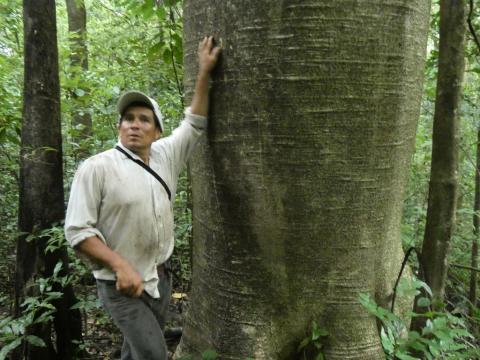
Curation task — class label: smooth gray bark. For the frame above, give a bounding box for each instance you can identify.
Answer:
[420,0,466,306]
[178,1,430,359]
[468,0,480,314]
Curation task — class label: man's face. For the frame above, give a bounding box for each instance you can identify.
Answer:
[118,106,161,155]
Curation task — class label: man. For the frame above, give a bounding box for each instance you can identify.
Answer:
[65,37,221,359]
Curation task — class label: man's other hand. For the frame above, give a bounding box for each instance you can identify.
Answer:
[114,259,144,297]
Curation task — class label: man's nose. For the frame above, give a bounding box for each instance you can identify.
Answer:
[130,117,141,128]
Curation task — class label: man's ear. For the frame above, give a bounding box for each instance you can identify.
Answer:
[155,128,162,140]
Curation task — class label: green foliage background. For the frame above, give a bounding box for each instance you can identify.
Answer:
[0,0,192,309]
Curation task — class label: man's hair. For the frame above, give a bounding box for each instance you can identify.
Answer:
[119,101,161,129]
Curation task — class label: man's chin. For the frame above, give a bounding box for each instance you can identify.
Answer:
[124,143,144,154]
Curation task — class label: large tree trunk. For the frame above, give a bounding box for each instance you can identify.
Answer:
[177,1,431,359]
[65,0,91,159]
[420,0,466,306]
[14,1,82,359]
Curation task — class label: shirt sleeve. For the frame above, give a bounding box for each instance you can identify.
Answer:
[156,107,207,178]
[64,158,107,248]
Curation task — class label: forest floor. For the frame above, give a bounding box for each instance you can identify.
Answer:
[0,239,188,360]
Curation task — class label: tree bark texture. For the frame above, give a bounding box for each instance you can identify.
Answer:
[15,1,82,359]
[470,128,480,308]
[420,0,466,304]
[178,1,431,359]
[66,0,91,158]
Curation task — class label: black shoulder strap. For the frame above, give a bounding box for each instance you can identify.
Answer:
[115,146,172,201]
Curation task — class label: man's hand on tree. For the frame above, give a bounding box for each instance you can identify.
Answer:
[198,36,221,76]
[190,36,221,117]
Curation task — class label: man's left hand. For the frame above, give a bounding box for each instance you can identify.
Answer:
[198,36,221,75]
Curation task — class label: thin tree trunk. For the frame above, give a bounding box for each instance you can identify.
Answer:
[419,0,466,307]
[467,0,480,318]
[177,1,430,359]
[470,128,480,308]
[66,0,91,159]
[14,1,82,359]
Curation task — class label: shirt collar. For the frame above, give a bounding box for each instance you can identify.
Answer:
[115,141,145,162]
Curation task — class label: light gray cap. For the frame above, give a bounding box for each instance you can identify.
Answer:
[117,90,164,132]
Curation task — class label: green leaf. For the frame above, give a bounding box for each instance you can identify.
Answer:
[416,297,431,308]
[297,337,310,352]
[53,261,63,276]
[358,293,378,315]
[315,353,325,360]
[409,340,427,353]
[162,48,173,65]
[202,349,218,360]
[32,310,55,324]
[25,335,46,347]
[25,233,36,243]
[317,328,329,337]
[0,338,22,360]
[156,6,166,19]
[44,291,64,302]
[311,321,320,340]
[0,316,13,329]
[147,42,162,60]
[139,0,155,19]
[428,341,440,357]
[69,301,83,310]
[74,88,85,97]
[407,330,420,340]
[412,279,433,297]
[380,327,394,354]
[468,67,480,74]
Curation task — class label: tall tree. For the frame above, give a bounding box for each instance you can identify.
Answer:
[15,0,82,359]
[467,0,480,312]
[420,0,466,307]
[177,1,430,359]
[471,132,480,308]
[66,0,91,159]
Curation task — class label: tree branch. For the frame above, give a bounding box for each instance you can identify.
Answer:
[468,0,480,53]
[391,247,418,313]
[169,7,184,108]
[451,263,480,272]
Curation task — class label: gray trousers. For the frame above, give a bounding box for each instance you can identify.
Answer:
[96,273,172,360]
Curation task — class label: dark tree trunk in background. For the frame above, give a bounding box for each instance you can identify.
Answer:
[14,1,82,359]
[66,0,91,159]
[177,1,430,359]
[420,0,466,307]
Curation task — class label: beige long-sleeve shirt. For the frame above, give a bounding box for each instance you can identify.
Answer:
[65,109,206,298]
